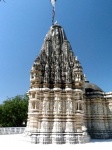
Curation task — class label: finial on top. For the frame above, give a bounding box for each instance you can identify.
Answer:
[50,0,57,25]
[54,21,58,25]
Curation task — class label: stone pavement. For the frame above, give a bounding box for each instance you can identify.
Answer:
[0,134,112,150]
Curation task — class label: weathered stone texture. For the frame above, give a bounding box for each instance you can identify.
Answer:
[85,90,112,139]
[26,23,112,144]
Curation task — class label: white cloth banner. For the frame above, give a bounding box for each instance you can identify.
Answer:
[50,0,56,7]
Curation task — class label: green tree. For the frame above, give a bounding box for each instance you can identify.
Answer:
[0,94,28,127]
[0,104,3,127]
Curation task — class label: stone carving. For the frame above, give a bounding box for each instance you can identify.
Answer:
[26,24,89,144]
[66,101,73,113]
[66,122,73,131]
[26,23,112,144]
[54,101,58,112]
[58,101,62,112]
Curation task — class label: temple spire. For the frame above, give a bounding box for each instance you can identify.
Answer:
[50,0,56,25]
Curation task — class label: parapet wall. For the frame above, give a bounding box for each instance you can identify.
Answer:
[0,127,25,135]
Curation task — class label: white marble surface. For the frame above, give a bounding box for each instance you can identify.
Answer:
[0,134,112,150]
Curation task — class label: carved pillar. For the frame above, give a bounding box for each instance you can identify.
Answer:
[27,91,40,132]
[65,89,76,144]
[39,89,51,144]
[52,90,64,144]
[40,90,50,132]
[53,91,63,131]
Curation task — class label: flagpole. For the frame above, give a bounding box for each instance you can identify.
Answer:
[50,0,56,25]
[52,6,55,25]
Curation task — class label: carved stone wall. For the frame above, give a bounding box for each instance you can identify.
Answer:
[85,91,112,139]
[26,23,112,144]
[26,24,90,144]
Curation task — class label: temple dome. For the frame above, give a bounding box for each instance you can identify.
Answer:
[85,81,103,92]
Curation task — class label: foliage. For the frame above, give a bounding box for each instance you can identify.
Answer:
[0,95,28,127]
[0,105,3,127]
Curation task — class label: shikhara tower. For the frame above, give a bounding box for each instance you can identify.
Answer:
[26,2,112,144]
[26,23,90,144]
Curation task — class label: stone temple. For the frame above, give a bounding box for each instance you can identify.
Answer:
[26,23,112,144]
